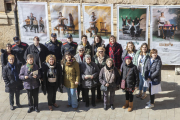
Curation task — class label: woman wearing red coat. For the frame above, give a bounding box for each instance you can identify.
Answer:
[105,35,123,71]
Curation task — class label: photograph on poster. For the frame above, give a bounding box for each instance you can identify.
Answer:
[18,3,48,36]
[118,8,147,41]
[83,5,113,40]
[152,7,180,42]
[50,3,81,42]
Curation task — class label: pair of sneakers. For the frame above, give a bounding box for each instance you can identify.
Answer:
[145,100,154,109]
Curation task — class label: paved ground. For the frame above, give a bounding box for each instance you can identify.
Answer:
[0,66,180,120]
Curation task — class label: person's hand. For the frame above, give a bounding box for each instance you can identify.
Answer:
[25,76,28,79]
[105,83,109,87]
[90,76,93,79]
[33,75,37,78]
[41,79,43,81]
[147,78,151,81]
[85,76,88,79]
[75,81,78,85]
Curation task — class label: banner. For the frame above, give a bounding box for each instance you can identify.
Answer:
[117,5,149,50]
[17,2,49,44]
[150,6,180,65]
[50,3,81,43]
[82,4,113,45]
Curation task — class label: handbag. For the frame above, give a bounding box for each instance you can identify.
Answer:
[100,85,107,92]
[121,68,131,89]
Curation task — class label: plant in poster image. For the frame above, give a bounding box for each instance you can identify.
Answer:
[50,5,79,38]
[20,4,47,36]
[118,8,147,41]
[84,6,112,39]
[152,8,180,42]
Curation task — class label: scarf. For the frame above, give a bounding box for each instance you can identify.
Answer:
[66,59,74,66]
[8,62,18,81]
[98,56,104,64]
[80,54,83,62]
[46,62,56,78]
[26,63,34,72]
[104,65,115,83]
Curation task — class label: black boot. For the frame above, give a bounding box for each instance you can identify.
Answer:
[34,107,40,113]
[16,104,22,108]
[104,105,107,110]
[110,104,114,110]
[27,107,33,113]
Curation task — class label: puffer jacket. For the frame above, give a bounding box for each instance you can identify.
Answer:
[63,58,80,88]
[76,41,92,55]
[145,55,162,85]
[121,62,139,88]
[2,63,23,93]
[81,62,100,88]
[92,54,109,70]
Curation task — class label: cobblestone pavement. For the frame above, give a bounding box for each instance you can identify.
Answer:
[0,66,180,120]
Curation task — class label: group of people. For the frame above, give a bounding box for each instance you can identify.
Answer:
[1,33,162,113]
[23,13,45,33]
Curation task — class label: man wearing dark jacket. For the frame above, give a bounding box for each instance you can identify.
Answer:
[45,33,62,63]
[24,36,49,68]
[12,36,29,66]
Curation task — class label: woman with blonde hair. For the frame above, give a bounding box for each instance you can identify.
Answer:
[133,43,150,100]
[93,47,109,101]
[99,58,120,110]
[40,54,63,111]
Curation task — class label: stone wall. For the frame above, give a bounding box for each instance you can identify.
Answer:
[0,0,180,51]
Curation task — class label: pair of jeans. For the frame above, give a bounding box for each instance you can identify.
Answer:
[26,87,39,109]
[84,87,95,106]
[9,90,20,106]
[126,91,134,102]
[66,87,78,108]
[149,83,155,104]
[47,85,57,106]
[139,72,147,92]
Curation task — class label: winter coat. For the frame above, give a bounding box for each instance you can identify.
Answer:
[99,66,120,88]
[92,54,109,70]
[132,50,150,76]
[19,64,41,89]
[2,63,23,93]
[40,62,63,95]
[81,62,100,88]
[74,53,86,84]
[121,62,139,88]
[145,55,162,85]
[24,43,49,67]
[105,42,123,69]
[122,49,137,61]
[76,41,92,55]
[63,58,80,88]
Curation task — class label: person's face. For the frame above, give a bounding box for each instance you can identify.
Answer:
[66,55,71,61]
[125,59,131,65]
[128,44,133,52]
[49,58,55,65]
[27,16,29,19]
[27,58,34,64]
[137,18,139,20]
[15,40,21,45]
[59,13,62,16]
[67,38,73,43]
[34,17,36,20]
[40,17,42,20]
[98,51,104,56]
[152,53,157,60]
[110,37,115,44]
[79,49,84,55]
[51,37,56,42]
[92,12,95,16]
[86,58,91,64]
[142,45,147,53]
[33,38,39,46]
[107,61,113,68]
[30,13,33,16]
[6,46,12,52]
[82,37,87,44]
[132,23,134,26]
[161,13,164,16]
[95,37,100,43]
[8,57,14,64]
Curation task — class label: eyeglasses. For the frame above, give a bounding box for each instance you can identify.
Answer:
[99,51,103,53]
[79,50,84,52]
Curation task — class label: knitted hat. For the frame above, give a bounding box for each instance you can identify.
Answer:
[124,56,132,61]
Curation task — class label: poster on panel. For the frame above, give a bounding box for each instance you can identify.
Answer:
[150,6,180,65]
[82,4,113,45]
[17,1,49,44]
[117,5,149,50]
[50,3,81,43]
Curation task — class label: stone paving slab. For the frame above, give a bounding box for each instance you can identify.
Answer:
[0,66,180,120]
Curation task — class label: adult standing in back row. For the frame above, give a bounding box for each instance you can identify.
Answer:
[106,35,123,71]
